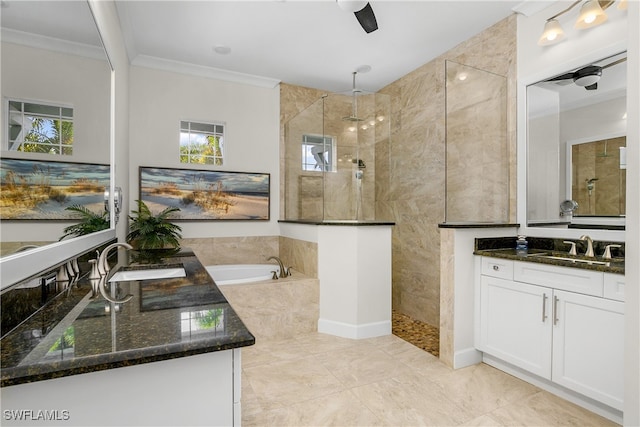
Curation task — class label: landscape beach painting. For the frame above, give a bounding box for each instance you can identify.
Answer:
[139,166,270,220]
[0,158,109,220]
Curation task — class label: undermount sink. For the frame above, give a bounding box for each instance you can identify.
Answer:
[108,266,186,282]
[525,253,611,266]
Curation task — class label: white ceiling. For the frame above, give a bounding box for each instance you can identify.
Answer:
[2,0,532,93]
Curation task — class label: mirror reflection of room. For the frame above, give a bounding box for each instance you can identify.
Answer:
[0,1,111,257]
[526,51,626,227]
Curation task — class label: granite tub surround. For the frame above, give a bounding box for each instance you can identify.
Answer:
[1,249,255,387]
[474,236,625,274]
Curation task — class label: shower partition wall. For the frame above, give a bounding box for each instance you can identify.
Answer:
[445,60,509,222]
[284,91,390,221]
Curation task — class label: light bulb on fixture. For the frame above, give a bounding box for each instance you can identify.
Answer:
[376,115,385,122]
[575,0,608,29]
[618,0,627,10]
[369,120,376,126]
[538,19,565,45]
[348,126,356,132]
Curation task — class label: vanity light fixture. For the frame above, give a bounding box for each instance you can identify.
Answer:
[538,19,565,45]
[575,0,608,29]
[537,0,619,46]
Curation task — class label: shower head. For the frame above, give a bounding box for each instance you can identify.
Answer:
[352,158,366,169]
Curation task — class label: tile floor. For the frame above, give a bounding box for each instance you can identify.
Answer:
[241,332,619,426]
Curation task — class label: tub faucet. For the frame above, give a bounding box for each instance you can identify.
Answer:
[267,256,289,278]
[98,242,133,275]
[580,235,595,258]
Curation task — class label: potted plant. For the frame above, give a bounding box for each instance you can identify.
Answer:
[59,205,110,240]
[127,200,182,250]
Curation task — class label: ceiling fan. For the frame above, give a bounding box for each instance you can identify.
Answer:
[547,57,626,91]
[337,0,378,33]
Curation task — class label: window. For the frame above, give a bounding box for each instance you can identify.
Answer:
[302,134,336,172]
[180,121,224,165]
[7,100,74,155]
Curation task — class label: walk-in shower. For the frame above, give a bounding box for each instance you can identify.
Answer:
[284,73,390,221]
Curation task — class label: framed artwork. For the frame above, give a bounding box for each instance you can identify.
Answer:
[139,166,270,220]
[0,158,109,220]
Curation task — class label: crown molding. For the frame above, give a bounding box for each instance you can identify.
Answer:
[1,28,107,62]
[131,54,281,89]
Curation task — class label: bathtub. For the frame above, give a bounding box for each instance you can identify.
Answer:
[206,264,281,286]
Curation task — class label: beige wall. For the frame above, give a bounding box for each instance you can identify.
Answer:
[379,15,517,326]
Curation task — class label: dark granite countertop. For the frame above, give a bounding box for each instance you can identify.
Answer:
[473,237,624,274]
[279,219,395,226]
[1,249,255,387]
[438,222,520,229]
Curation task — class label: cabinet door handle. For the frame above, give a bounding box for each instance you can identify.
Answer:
[542,293,548,322]
[553,295,559,325]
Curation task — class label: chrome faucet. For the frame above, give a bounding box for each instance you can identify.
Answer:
[98,242,133,275]
[267,256,289,278]
[579,235,595,258]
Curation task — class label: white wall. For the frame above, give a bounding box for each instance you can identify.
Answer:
[517,2,638,424]
[0,42,111,242]
[128,66,280,238]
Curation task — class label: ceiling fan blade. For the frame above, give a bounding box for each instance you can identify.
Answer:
[547,72,575,82]
[354,2,378,33]
[602,57,627,69]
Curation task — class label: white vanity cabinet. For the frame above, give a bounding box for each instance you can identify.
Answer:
[479,275,552,378]
[477,257,625,411]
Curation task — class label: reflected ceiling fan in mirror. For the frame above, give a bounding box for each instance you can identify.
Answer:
[337,0,378,33]
[546,57,626,90]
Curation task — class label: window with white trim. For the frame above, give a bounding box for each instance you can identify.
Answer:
[180,121,224,165]
[302,134,336,172]
[6,100,74,155]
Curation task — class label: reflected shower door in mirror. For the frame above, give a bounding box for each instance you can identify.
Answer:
[526,51,626,228]
[568,135,626,217]
[1,0,112,257]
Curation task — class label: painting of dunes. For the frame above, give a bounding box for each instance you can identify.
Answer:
[0,158,109,220]
[139,166,270,220]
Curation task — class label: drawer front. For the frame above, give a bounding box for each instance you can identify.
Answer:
[513,261,603,297]
[604,273,625,302]
[481,257,514,280]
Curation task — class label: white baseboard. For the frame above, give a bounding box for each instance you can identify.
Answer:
[317,318,391,339]
[453,347,483,369]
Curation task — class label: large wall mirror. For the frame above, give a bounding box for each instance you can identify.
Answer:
[526,51,626,229]
[0,0,116,288]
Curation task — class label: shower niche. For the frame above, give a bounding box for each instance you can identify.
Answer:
[284,84,391,221]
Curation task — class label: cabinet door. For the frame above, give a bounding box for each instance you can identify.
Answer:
[552,290,624,410]
[479,275,552,379]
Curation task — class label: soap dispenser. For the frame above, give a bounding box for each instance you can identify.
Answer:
[516,235,528,255]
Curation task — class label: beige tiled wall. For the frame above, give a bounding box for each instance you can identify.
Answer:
[181,236,279,267]
[279,15,517,329]
[279,236,318,278]
[378,15,517,327]
[182,235,318,279]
